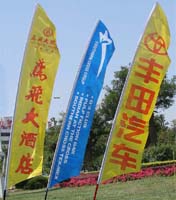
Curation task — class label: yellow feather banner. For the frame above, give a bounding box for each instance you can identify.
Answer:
[6,4,60,188]
[100,3,170,182]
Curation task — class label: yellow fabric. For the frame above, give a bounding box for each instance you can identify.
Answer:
[7,4,60,188]
[101,3,170,182]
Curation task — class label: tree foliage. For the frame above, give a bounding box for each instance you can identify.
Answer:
[100,66,128,121]
[83,110,111,170]
[43,115,63,174]
[155,76,176,109]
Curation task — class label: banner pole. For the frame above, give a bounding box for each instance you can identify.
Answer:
[93,183,99,200]
[44,188,49,200]
[3,189,6,200]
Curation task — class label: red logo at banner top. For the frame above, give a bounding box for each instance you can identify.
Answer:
[43,27,53,37]
[144,32,167,55]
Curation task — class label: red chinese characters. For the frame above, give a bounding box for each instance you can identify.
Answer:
[110,144,138,170]
[30,32,57,53]
[126,84,155,114]
[109,33,167,171]
[16,58,47,175]
[15,153,33,174]
[117,113,146,144]
[19,131,37,148]
[30,59,47,81]
[25,86,43,104]
[22,107,39,128]
[135,58,164,84]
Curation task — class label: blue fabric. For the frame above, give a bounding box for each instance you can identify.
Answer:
[48,20,115,188]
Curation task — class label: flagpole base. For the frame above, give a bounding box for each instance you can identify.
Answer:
[93,183,99,200]
[3,189,6,200]
[44,188,49,200]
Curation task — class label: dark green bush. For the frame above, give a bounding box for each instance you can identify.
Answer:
[15,179,29,189]
[142,144,176,163]
[15,176,48,190]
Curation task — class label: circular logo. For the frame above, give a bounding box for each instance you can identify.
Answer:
[144,32,167,55]
[43,27,53,37]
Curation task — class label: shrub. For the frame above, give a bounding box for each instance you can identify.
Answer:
[15,179,29,189]
[25,176,48,189]
[15,176,48,190]
[142,144,176,163]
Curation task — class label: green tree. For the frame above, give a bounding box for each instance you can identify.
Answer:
[43,115,64,174]
[147,75,176,145]
[83,110,111,170]
[100,66,128,122]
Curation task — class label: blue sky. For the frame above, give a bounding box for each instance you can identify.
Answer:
[0,0,176,124]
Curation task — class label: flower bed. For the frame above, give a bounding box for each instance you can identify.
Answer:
[103,164,176,184]
[58,172,98,187]
[57,164,176,188]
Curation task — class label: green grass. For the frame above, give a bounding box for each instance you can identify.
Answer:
[4,175,176,200]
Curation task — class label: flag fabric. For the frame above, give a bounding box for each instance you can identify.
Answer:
[99,3,170,182]
[48,20,115,188]
[6,4,60,188]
